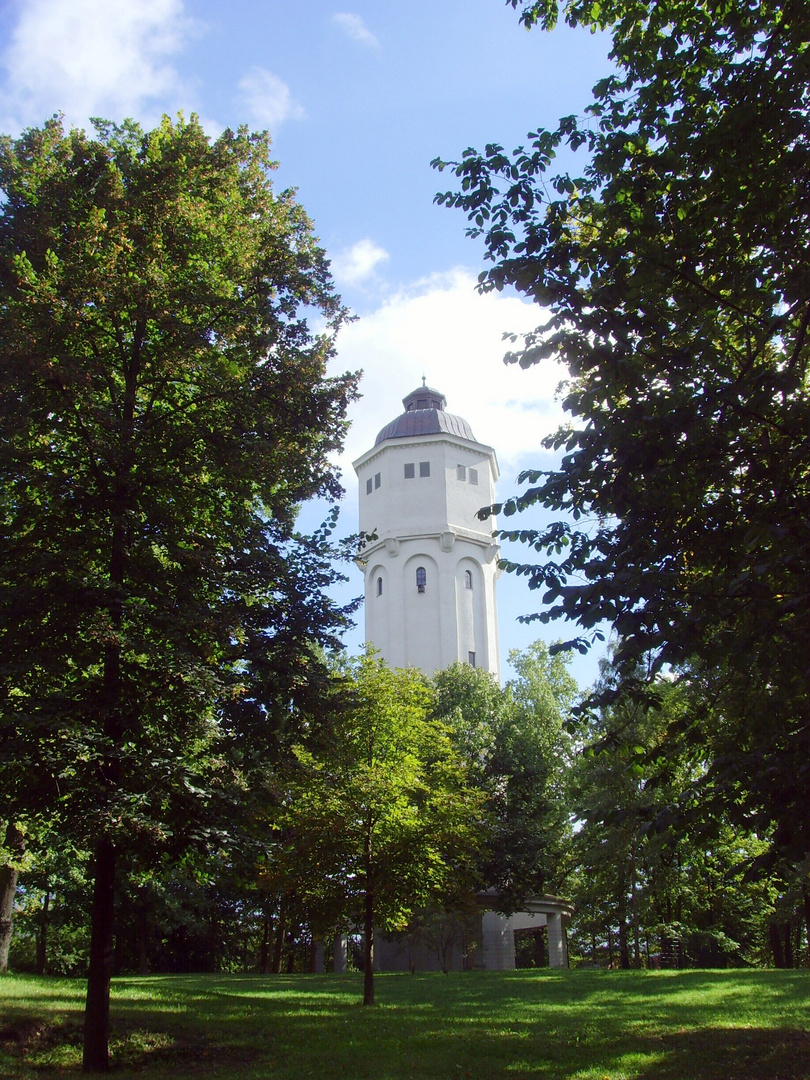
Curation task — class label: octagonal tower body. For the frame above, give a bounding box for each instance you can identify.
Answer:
[352,384,500,679]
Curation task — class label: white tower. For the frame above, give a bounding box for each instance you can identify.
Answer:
[352,382,500,679]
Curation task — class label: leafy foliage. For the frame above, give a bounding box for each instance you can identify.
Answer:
[432,643,577,909]
[434,1,810,860]
[0,113,359,1065]
[276,652,484,1003]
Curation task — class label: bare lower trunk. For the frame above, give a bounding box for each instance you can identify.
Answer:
[783,922,793,969]
[260,914,271,974]
[363,888,374,1006]
[36,890,50,975]
[0,824,25,972]
[137,901,149,975]
[0,868,18,972]
[769,921,785,968]
[272,900,286,974]
[630,850,641,968]
[618,890,630,970]
[83,836,116,1072]
[363,825,375,1006]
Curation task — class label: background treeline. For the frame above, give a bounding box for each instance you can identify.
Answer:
[7,646,808,978]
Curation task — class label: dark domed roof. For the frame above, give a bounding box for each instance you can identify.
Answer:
[374,382,476,445]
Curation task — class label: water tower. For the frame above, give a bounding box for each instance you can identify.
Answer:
[352,381,500,679]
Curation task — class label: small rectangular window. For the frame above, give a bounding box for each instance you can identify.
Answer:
[419,461,430,477]
[404,463,415,479]
[468,651,476,667]
[468,468,479,485]
[374,472,381,489]
[457,465,466,481]
[366,478,373,494]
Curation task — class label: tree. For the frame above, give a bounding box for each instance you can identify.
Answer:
[569,665,776,969]
[432,644,576,909]
[0,115,358,1069]
[433,1,810,862]
[277,652,483,1005]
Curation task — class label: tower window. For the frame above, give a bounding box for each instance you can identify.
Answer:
[419,461,430,477]
[376,577,383,596]
[464,570,473,590]
[417,397,428,409]
[374,472,381,489]
[416,566,426,593]
[404,463,415,479]
[468,651,476,667]
[469,468,479,485]
[366,478,373,494]
[457,465,466,481]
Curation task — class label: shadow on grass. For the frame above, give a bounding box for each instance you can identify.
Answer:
[2,970,809,1079]
[646,1027,810,1080]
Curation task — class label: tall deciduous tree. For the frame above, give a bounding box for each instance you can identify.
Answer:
[434,1,810,862]
[432,644,576,910]
[278,653,483,1005]
[0,115,358,1069]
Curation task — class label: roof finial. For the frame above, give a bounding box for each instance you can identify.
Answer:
[422,374,426,387]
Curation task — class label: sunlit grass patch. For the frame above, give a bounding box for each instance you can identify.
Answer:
[1,969,809,1079]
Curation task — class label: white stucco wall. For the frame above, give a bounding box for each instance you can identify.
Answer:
[353,428,501,679]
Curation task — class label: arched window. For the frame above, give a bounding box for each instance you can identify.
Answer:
[464,569,473,590]
[376,577,383,597]
[416,567,426,593]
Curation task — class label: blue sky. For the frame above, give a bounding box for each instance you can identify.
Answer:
[0,0,615,688]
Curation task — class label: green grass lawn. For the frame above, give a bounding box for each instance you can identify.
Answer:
[1,969,809,1079]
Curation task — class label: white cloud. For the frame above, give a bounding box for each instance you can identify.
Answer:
[0,0,198,133]
[331,239,390,287]
[330,268,565,486]
[237,67,304,131]
[333,13,379,48]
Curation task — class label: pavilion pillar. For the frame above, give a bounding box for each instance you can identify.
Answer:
[547,912,568,968]
[481,911,515,970]
[333,934,348,973]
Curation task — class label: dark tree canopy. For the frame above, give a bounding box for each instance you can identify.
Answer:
[0,114,358,1069]
[434,1,810,859]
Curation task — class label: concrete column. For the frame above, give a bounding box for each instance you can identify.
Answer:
[481,911,515,970]
[547,912,568,968]
[333,934,348,973]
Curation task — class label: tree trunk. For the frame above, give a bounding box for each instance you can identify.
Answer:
[0,823,25,972]
[260,913,271,974]
[271,900,286,974]
[83,331,136,1072]
[137,902,149,975]
[769,921,785,968]
[36,890,50,975]
[363,825,375,1006]
[208,897,219,973]
[783,922,793,969]
[83,836,116,1072]
[618,891,630,970]
[630,850,641,968]
[363,887,375,1006]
